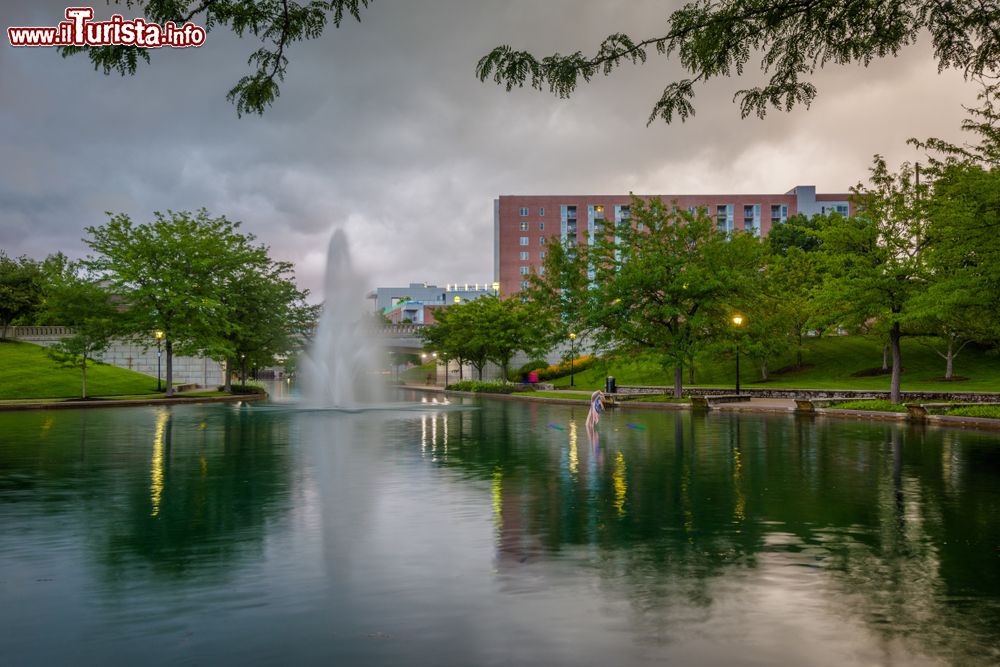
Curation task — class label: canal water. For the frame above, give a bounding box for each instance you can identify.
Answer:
[1,393,998,665]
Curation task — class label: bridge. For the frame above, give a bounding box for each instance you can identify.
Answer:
[373,324,426,351]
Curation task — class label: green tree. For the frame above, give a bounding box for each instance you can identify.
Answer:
[210,259,313,390]
[816,158,929,403]
[479,1,1000,124]
[0,253,43,339]
[60,0,370,116]
[587,197,763,397]
[84,209,268,396]
[41,258,122,398]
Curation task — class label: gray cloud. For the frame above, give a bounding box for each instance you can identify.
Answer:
[0,0,981,300]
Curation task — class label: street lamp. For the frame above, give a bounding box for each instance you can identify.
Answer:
[569,332,577,387]
[732,315,744,395]
[153,330,164,391]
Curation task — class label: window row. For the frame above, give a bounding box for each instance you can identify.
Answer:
[519,207,545,217]
[518,236,547,246]
[519,221,545,231]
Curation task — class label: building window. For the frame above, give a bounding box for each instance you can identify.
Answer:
[519,236,529,246]
[770,204,788,224]
[538,207,545,216]
[520,221,529,231]
[519,207,529,216]
[822,204,850,217]
[520,280,530,289]
[519,251,529,261]
[538,266,545,276]
[520,266,530,275]
[538,222,544,231]
[539,251,546,260]
[539,236,546,245]
[717,204,734,233]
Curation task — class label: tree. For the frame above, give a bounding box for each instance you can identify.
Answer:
[0,253,43,339]
[41,258,122,398]
[209,258,313,390]
[478,1,1000,124]
[60,0,370,116]
[585,197,762,397]
[815,158,929,403]
[84,209,268,396]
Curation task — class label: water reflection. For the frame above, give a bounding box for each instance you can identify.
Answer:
[1,399,998,665]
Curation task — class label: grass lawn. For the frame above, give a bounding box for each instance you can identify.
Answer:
[1,340,163,400]
[549,336,1000,393]
[946,405,1000,419]
[826,399,908,413]
[514,391,590,400]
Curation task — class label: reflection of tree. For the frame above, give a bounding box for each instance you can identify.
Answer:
[419,400,1000,661]
[0,407,294,586]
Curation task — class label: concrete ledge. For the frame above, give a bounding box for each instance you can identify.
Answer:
[0,393,267,411]
[813,408,908,422]
[692,395,752,409]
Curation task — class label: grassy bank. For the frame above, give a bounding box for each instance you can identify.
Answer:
[549,336,1000,393]
[1,340,162,400]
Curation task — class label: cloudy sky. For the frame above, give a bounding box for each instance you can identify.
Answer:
[0,0,982,301]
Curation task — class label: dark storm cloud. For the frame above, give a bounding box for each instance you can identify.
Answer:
[0,0,980,299]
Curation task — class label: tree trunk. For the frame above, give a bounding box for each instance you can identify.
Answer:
[224,358,233,392]
[477,365,483,381]
[81,354,88,399]
[889,323,902,404]
[673,364,683,399]
[882,344,889,371]
[796,329,804,368]
[688,363,694,384]
[165,340,174,397]
[760,360,769,382]
[944,336,954,380]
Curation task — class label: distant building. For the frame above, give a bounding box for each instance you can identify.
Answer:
[493,185,852,296]
[368,282,500,324]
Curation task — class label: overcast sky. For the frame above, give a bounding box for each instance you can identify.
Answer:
[0,0,982,301]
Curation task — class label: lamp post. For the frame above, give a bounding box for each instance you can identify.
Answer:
[732,315,744,395]
[569,332,577,387]
[154,330,164,391]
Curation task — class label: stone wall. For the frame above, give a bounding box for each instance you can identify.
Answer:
[8,327,224,387]
[616,385,1000,402]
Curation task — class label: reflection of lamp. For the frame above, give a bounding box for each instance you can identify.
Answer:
[153,330,164,391]
[732,315,744,395]
[569,332,577,387]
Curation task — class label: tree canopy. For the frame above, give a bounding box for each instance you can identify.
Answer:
[60,0,370,116]
[478,1,1000,124]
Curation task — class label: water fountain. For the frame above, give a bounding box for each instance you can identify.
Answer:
[299,229,386,408]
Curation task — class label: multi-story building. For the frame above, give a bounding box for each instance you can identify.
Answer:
[368,282,500,324]
[493,185,852,297]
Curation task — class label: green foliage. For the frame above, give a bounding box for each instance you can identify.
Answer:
[0,341,159,400]
[479,1,1000,124]
[946,405,1000,419]
[421,295,548,380]
[815,158,929,402]
[60,0,370,116]
[0,252,44,337]
[446,380,523,394]
[582,197,762,396]
[535,355,596,381]
[223,383,268,395]
[827,399,908,413]
[39,257,123,398]
[767,214,824,255]
[83,208,278,396]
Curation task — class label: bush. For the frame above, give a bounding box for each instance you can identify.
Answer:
[446,380,529,394]
[946,405,1000,419]
[536,355,597,381]
[827,399,906,412]
[508,359,550,382]
[222,383,268,395]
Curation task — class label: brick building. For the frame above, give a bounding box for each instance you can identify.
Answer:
[493,185,852,297]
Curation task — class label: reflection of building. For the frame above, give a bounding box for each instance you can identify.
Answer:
[493,186,852,296]
[368,282,500,324]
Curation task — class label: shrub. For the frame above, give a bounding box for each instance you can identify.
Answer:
[222,383,268,395]
[508,359,550,382]
[827,399,906,412]
[946,405,1000,419]
[446,380,529,394]
[536,355,596,381]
